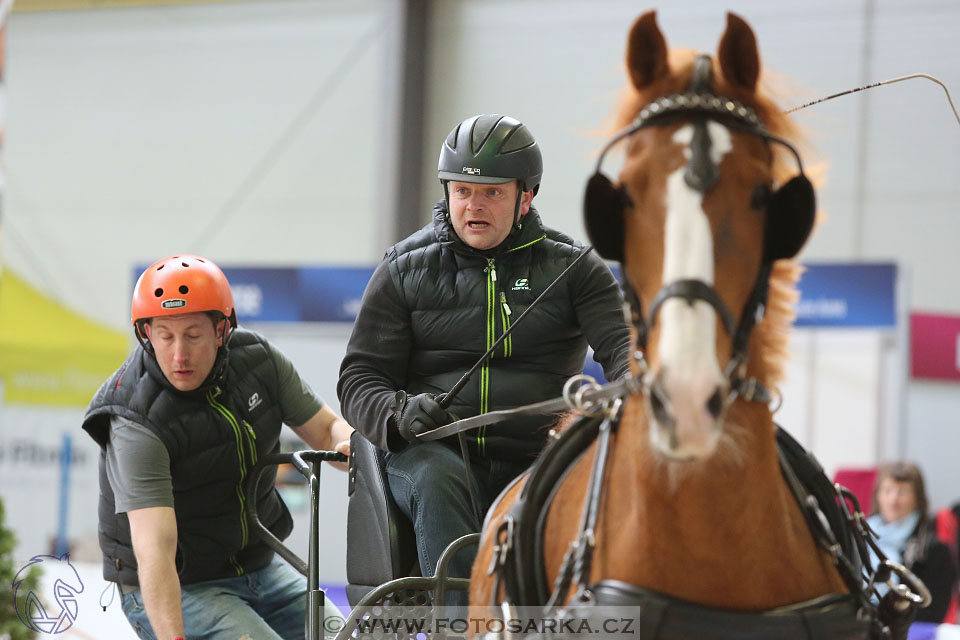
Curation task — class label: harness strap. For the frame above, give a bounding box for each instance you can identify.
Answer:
[546,400,622,608]
[489,412,607,607]
[580,580,869,640]
[649,279,736,337]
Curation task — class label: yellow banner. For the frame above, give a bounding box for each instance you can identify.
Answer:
[0,269,128,406]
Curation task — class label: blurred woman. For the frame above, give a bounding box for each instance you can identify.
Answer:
[869,461,957,623]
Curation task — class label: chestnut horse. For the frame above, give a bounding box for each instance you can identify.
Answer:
[468,11,882,639]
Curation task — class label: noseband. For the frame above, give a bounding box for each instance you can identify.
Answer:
[585,55,816,405]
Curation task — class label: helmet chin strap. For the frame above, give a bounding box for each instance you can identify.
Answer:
[512,190,523,231]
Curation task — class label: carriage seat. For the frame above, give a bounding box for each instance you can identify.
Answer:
[345,431,418,606]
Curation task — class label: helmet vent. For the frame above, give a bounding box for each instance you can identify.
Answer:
[182,261,189,268]
[179,285,189,294]
[154,288,164,297]
[499,126,535,154]
[471,115,502,154]
[156,265,164,271]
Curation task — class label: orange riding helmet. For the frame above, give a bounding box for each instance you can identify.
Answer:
[132,254,238,347]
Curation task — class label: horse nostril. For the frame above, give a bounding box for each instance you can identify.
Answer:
[649,379,673,426]
[706,387,724,419]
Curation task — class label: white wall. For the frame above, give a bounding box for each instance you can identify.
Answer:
[4,0,388,331]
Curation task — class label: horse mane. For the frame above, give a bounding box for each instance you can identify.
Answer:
[608,48,809,388]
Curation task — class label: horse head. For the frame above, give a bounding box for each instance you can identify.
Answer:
[585,11,815,462]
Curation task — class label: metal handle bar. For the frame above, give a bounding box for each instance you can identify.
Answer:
[246,449,348,640]
[245,449,347,576]
[286,450,350,478]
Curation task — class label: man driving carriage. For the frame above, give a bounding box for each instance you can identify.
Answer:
[83,254,353,640]
[337,114,631,595]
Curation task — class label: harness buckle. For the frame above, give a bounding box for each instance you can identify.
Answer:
[879,559,932,608]
[563,375,603,413]
[488,517,515,576]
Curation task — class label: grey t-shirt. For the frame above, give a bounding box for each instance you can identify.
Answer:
[105,342,325,514]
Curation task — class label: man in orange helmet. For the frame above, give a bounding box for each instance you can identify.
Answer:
[83,254,352,640]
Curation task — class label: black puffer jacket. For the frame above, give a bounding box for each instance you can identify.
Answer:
[337,201,630,460]
[83,329,291,586]
[904,518,957,623]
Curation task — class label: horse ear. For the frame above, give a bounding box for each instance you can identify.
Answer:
[718,12,760,92]
[626,11,669,90]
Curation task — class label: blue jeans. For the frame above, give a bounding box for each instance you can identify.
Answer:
[385,442,530,582]
[120,555,345,640]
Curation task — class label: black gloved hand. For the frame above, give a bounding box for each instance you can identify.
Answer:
[394,391,453,443]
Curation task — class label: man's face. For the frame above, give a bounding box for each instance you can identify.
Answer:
[447,180,534,250]
[145,312,222,392]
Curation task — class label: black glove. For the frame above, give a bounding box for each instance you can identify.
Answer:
[394,391,453,443]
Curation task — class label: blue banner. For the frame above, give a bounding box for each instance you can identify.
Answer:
[608,262,896,329]
[223,266,374,323]
[795,263,896,328]
[134,262,896,328]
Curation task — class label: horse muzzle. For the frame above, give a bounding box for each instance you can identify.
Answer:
[644,366,728,460]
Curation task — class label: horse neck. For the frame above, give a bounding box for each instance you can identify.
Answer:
[596,396,842,607]
[622,398,788,533]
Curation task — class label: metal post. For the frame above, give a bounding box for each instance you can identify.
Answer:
[307,460,323,640]
[379,0,431,250]
[55,434,72,557]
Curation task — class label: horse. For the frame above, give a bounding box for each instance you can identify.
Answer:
[467,11,905,639]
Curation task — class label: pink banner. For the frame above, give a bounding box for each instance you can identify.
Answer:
[910,313,960,381]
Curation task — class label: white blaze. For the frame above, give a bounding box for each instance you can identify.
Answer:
[654,122,732,454]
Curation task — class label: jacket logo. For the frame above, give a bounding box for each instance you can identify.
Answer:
[512,278,531,291]
[248,392,263,410]
[462,167,481,175]
[161,299,186,309]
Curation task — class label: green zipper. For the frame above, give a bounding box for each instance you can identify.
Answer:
[507,234,546,253]
[477,235,546,456]
[499,292,513,357]
[480,259,496,455]
[206,387,258,575]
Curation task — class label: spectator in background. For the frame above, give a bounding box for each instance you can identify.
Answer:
[869,461,957,623]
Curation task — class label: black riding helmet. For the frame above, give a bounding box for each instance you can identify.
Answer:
[438,114,543,239]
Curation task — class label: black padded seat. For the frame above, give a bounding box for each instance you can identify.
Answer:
[345,431,418,606]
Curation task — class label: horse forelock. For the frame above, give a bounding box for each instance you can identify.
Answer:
[609,47,807,388]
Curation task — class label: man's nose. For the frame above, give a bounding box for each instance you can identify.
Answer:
[466,193,485,209]
[172,339,189,362]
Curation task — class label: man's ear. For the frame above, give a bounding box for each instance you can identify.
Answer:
[519,189,535,216]
[143,322,153,341]
[216,319,226,347]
